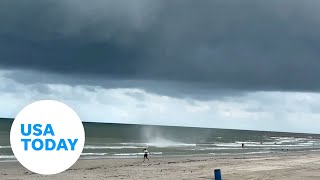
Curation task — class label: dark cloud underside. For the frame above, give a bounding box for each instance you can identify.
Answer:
[0,0,320,91]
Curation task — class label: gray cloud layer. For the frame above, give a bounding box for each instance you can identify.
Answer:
[2,70,320,133]
[1,0,320,91]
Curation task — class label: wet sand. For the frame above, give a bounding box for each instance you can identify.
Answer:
[1,151,320,179]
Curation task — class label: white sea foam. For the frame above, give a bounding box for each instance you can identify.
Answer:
[84,145,142,149]
[209,151,273,155]
[186,147,244,150]
[81,153,108,156]
[0,155,15,159]
[0,146,11,149]
[148,137,196,147]
[145,142,196,148]
[310,149,320,152]
[151,152,163,155]
[213,143,241,147]
[212,142,315,148]
[121,142,196,147]
[114,152,162,156]
[85,142,193,149]
[114,153,141,156]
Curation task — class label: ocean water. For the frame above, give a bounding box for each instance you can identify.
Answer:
[0,118,320,161]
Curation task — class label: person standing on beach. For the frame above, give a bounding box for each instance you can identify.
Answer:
[143,148,149,162]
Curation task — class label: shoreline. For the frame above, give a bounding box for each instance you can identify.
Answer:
[1,149,317,162]
[1,151,320,179]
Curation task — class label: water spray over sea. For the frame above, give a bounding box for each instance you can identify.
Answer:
[0,118,319,161]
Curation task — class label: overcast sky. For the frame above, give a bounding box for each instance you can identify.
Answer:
[1,0,320,133]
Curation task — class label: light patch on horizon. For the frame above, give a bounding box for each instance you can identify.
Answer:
[1,71,320,134]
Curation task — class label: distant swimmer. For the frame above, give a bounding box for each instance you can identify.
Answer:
[242,143,244,148]
[143,148,149,162]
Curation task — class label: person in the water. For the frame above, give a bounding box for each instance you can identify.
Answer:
[143,148,149,162]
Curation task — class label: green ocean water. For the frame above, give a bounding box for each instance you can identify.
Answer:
[1,118,320,161]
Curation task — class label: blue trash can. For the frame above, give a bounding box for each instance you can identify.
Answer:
[214,169,222,180]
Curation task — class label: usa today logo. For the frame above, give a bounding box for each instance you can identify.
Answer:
[10,100,85,175]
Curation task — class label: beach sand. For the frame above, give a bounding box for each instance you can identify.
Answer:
[1,151,320,180]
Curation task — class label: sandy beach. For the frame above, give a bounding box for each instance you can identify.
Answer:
[0,151,319,180]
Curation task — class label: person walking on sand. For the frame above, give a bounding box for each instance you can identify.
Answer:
[143,148,149,162]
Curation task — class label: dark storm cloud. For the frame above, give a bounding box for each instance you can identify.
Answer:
[0,0,320,91]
